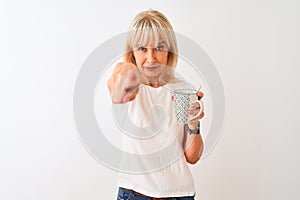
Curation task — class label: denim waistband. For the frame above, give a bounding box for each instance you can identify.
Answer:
[118,187,194,200]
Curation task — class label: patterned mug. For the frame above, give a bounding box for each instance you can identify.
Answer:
[174,89,203,124]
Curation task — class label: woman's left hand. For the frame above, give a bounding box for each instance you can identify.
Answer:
[187,91,205,130]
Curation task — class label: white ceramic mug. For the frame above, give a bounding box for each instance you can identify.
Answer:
[174,89,203,124]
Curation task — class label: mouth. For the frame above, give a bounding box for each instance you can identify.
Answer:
[143,65,160,72]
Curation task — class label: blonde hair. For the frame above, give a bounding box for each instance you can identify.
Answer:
[124,10,178,83]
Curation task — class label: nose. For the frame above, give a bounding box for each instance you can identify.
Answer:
[145,49,156,63]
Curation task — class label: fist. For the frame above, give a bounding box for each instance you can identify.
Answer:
[107,62,140,104]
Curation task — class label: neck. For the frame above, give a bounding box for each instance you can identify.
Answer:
[141,75,169,88]
[148,83,164,88]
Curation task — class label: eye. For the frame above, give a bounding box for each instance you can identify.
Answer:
[155,44,164,51]
[137,46,146,51]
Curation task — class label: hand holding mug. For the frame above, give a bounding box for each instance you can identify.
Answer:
[174,89,204,124]
[187,91,205,130]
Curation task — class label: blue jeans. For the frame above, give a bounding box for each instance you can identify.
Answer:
[117,187,195,200]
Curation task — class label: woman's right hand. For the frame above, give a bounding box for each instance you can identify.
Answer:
[107,62,140,104]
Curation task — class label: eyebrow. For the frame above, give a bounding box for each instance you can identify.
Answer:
[158,41,166,45]
[137,41,167,47]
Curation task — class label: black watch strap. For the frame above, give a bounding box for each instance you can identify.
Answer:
[188,121,200,134]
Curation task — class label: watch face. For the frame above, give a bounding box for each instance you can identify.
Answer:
[189,128,199,134]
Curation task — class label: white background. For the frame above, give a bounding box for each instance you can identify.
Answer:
[1,0,299,199]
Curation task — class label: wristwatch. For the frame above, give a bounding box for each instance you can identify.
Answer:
[188,121,200,134]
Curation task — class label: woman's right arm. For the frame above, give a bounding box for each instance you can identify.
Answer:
[107,62,140,104]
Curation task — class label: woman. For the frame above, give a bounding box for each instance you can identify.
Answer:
[107,10,205,200]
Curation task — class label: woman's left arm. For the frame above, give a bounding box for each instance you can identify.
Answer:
[184,130,204,164]
[183,92,205,164]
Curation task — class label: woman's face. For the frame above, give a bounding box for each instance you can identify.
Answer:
[133,40,169,85]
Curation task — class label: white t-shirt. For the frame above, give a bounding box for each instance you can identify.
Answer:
[116,81,199,198]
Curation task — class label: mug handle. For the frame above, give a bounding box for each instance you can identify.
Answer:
[188,100,204,121]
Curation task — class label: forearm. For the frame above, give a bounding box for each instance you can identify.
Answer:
[184,126,204,164]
